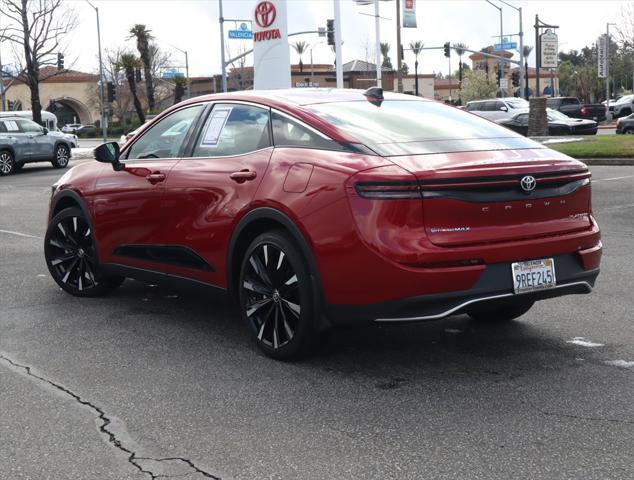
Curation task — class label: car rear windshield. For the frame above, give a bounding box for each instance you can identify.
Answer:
[305,100,540,156]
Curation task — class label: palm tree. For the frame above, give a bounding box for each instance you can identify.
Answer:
[293,40,308,73]
[118,53,145,124]
[380,42,393,69]
[129,24,155,112]
[522,45,533,98]
[409,41,423,96]
[453,43,468,84]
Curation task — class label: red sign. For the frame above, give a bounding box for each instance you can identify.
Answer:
[254,1,276,28]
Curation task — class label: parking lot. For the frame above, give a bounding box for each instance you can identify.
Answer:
[0,160,632,479]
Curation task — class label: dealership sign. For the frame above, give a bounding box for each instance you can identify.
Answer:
[252,0,291,89]
[402,0,416,28]
[540,29,558,69]
[597,34,607,78]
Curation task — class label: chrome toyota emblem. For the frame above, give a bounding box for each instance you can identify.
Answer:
[520,175,537,193]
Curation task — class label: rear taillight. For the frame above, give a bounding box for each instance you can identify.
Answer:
[355,181,422,199]
[580,106,588,116]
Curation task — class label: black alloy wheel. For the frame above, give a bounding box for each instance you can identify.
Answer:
[0,150,16,176]
[239,231,316,359]
[52,144,70,168]
[45,207,124,297]
[468,301,534,323]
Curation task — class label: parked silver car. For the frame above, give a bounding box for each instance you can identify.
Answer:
[0,116,73,175]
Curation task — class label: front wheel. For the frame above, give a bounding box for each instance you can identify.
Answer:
[51,144,70,169]
[239,230,317,360]
[44,207,124,297]
[468,301,534,323]
[0,150,16,176]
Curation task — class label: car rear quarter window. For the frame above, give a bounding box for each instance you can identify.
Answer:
[126,105,204,160]
[306,100,539,156]
[271,111,341,150]
[192,104,271,158]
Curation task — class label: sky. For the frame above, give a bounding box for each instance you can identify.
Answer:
[1,0,631,78]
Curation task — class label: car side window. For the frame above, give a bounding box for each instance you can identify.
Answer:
[516,114,529,126]
[271,111,340,150]
[494,101,505,111]
[483,101,497,111]
[192,103,271,157]
[126,105,204,160]
[16,119,43,134]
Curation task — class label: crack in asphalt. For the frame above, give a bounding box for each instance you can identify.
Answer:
[0,353,220,480]
[522,398,634,426]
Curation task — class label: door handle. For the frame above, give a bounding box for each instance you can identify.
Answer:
[230,169,257,183]
[145,172,166,184]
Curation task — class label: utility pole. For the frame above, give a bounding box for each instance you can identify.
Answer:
[0,12,5,111]
[334,0,343,88]
[374,0,382,87]
[535,14,540,96]
[395,0,403,92]
[219,0,227,92]
[86,1,107,142]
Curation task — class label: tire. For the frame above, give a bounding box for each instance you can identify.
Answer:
[624,128,634,135]
[0,150,16,176]
[238,230,317,360]
[468,301,534,323]
[44,207,124,297]
[51,144,70,169]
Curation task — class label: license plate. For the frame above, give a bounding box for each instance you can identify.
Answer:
[511,258,556,294]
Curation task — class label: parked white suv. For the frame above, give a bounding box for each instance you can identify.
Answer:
[465,97,529,121]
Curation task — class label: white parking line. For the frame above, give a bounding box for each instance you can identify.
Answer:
[0,229,43,240]
[593,175,634,182]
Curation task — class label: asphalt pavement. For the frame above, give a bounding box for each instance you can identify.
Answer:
[0,161,632,480]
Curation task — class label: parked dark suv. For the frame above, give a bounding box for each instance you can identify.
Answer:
[0,116,73,175]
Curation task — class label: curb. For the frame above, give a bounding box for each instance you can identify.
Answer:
[577,158,634,166]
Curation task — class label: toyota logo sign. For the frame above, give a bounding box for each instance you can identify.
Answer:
[255,1,276,28]
[520,175,537,193]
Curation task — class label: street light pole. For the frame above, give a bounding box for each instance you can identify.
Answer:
[485,1,503,88]
[497,0,523,97]
[86,0,107,142]
[0,12,6,111]
[219,0,227,92]
[374,0,382,87]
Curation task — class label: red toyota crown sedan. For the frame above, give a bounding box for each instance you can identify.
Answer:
[45,89,602,359]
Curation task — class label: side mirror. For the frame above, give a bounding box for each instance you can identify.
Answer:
[42,127,48,135]
[500,106,508,112]
[94,142,123,171]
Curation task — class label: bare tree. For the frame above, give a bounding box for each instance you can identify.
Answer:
[0,0,77,124]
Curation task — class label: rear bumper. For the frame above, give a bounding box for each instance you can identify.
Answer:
[326,252,600,324]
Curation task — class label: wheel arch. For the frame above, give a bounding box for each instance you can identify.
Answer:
[227,207,327,324]
[0,144,17,159]
[53,140,72,154]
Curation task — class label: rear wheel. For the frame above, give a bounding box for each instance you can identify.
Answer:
[239,230,316,360]
[44,207,124,297]
[51,144,70,169]
[0,150,16,176]
[468,301,534,323]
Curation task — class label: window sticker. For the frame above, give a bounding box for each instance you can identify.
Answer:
[200,107,232,147]
[4,120,19,132]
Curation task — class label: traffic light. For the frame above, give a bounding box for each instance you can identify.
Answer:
[135,68,142,83]
[511,71,520,87]
[326,19,334,46]
[57,53,64,70]
[443,42,450,58]
[107,81,116,103]
[399,44,404,60]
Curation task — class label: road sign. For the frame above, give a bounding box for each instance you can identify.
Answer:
[540,29,558,69]
[494,42,517,50]
[597,34,607,78]
[229,21,253,39]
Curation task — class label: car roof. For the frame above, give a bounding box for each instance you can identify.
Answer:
[182,88,431,107]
